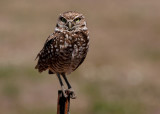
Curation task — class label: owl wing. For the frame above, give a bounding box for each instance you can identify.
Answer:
[73,54,86,71]
[68,31,89,73]
[35,34,56,73]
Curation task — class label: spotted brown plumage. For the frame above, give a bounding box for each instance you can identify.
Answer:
[35,11,89,98]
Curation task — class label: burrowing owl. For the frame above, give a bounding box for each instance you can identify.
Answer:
[35,11,89,98]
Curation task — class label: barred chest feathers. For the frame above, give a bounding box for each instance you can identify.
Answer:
[54,30,89,74]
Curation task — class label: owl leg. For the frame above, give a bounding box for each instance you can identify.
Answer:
[61,73,76,99]
[56,73,68,98]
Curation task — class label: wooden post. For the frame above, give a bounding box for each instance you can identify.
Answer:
[57,90,70,114]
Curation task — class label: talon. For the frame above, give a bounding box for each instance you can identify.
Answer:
[63,92,68,98]
[67,88,76,99]
[61,86,68,98]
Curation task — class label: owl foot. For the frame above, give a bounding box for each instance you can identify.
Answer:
[61,86,68,98]
[67,88,76,99]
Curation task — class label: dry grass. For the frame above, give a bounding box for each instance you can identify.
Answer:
[0,0,160,114]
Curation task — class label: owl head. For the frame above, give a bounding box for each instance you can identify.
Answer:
[55,11,87,32]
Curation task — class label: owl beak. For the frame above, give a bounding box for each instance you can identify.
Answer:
[69,22,72,29]
[67,21,73,30]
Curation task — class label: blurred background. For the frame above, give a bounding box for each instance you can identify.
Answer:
[0,0,160,114]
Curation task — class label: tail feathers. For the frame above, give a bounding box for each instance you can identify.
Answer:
[35,64,47,73]
[48,70,54,74]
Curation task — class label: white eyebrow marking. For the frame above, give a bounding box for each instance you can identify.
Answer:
[73,14,83,20]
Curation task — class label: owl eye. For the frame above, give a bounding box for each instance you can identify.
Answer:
[74,17,81,23]
[60,17,67,23]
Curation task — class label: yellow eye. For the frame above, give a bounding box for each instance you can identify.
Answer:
[74,18,81,22]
